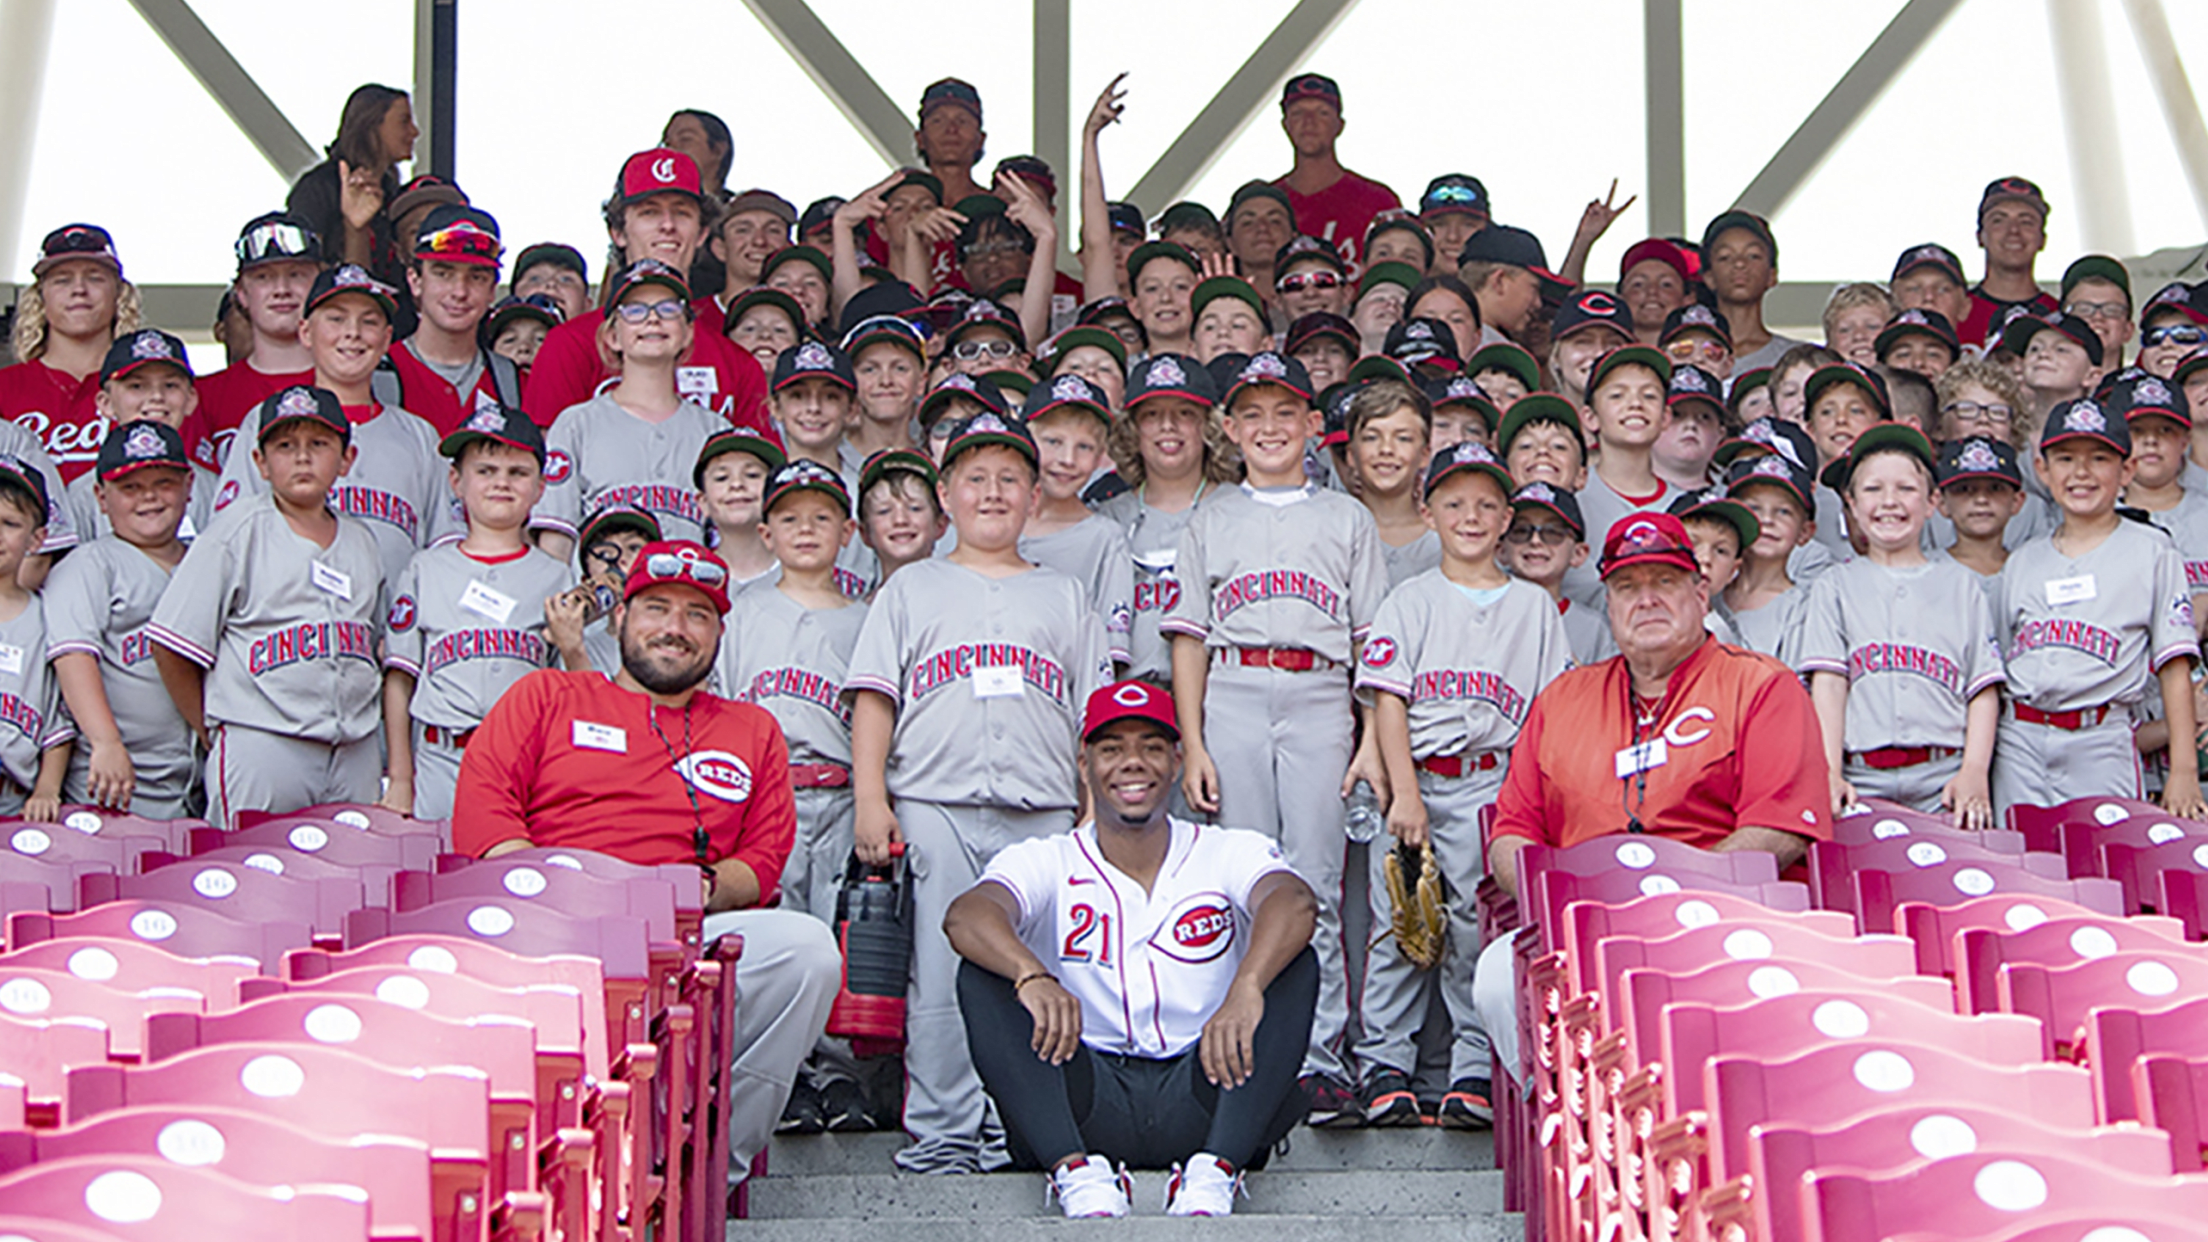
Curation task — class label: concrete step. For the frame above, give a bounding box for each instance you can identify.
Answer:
[746,1166,1503,1220]
[731,1214,1523,1241]
[763,1126,1494,1178]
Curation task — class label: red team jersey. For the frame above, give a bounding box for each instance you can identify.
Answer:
[383,341,507,437]
[192,363,317,471]
[522,299,771,433]
[0,359,103,482]
[1275,171,1401,279]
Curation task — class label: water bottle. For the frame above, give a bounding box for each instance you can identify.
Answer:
[1344,780,1384,843]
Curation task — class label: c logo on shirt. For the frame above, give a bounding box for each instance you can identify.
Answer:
[387,595,417,632]
[1362,637,1397,669]
[1159,894,1235,964]
[545,450,573,484]
[214,479,239,511]
[674,750,753,803]
[1663,706,1716,748]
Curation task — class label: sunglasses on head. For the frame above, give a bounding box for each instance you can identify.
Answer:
[1426,185,1482,206]
[418,224,501,262]
[1277,272,1342,294]
[236,221,314,266]
[644,551,727,587]
[951,338,1017,361]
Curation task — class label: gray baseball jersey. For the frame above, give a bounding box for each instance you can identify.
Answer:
[1789,535,1839,583]
[1730,582,1809,666]
[0,421,76,556]
[65,465,215,546]
[2143,488,2208,597]
[1811,484,1856,566]
[540,393,721,545]
[43,538,195,809]
[1565,473,1675,604]
[846,558,1109,809]
[214,401,453,588]
[716,585,868,767]
[1560,596,1618,665]
[1018,513,1134,666]
[1380,529,1442,589]
[1160,482,1388,665]
[1796,558,2006,749]
[148,494,386,744]
[1998,519,2200,711]
[382,544,574,728]
[1355,573,1570,759]
[0,597,73,795]
[1095,488,1212,685]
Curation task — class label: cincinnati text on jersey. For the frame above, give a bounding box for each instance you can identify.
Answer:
[247,621,378,675]
[1410,668,1530,722]
[0,692,44,742]
[1212,569,1341,621]
[738,666,854,725]
[424,628,552,677]
[584,483,704,527]
[2008,618,2120,667]
[1133,578,1181,614]
[909,643,1068,701]
[330,485,421,539]
[117,629,158,666]
[1845,642,1963,694]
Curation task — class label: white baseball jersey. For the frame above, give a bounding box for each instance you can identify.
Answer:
[0,421,76,556]
[1356,574,1571,759]
[65,466,214,546]
[1096,488,1213,684]
[716,584,867,768]
[2143,488,2208,597]
[214,401,453,588]
[382,543,575,729]
[1731,582,1809,667]
[1559,596,1618,665]
[539,393,721,545]
[148,494,386,744]
[0,597,73,791]
[1019,513,1135,666]
[1160,482,1387,665]
[1998,519,2200,712]
[1380,529,1443,589]
[980,818,1298,1057]
[1565,473,1672,604]
[846,558,1109,809]
[43,538,193,804]
[1797,558,2006,749]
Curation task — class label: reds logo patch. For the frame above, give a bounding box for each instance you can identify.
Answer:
[649,155,678,183]
[387,595,416,632]
[544,450,572,484]
[1577,291,1619,315]
[675,750,754,803]
[214,479,239,510]
[1160,896,1236,964]
[1146,357,1187,388]
[1362,636,1398,669]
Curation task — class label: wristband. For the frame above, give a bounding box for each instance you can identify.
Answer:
[1013,970,1055,992]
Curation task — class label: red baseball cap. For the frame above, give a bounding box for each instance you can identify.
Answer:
[1083,680,1180,742]
[1599,513,1701,580]
[623,539,731,616]
[616,148,705,209]
[1620,237,1694,286]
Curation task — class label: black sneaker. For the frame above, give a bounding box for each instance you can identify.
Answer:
[1301,1073,1362,1129]
[777,1080,826,1135]
[1361,1068,1422,1127]
[820,1077,875,1133]
[1437,1077,1494,1130]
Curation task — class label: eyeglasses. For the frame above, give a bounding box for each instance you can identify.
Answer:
[2063,300,2128,323]
[613,299,688,324]
[1505,524,1575,546]
[2145,324,2208,349]
[235,221,315,266]
[1664,338,1729,361]
[1277,272,1342,294]
[644,551,728,587]
[951,338,1017,361]
[1942,400,2013,426]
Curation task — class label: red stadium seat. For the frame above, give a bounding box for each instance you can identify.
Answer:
[1998,947,2208,1059]
[1594,919,1912,1034]
[1560,890,1854,994]
[0,1154,372,1242]
[1516,835,1780,932]
[1830,802,2026,853]
[1954,913,2189,1013]
[1894,893,2113,978]
[2148,863,2208,939]
[43,808,200,852]
[2062,813,2203,881]
[1804,1148,2208,1242]
[2087,996,2208,1132]
[1809,834,2065,912]
[77,862,366,939]
[2008,796,2167,851]
[0,854,111,914]
[432,847,704,951]
[0,939,258,1010]
[135,845,402,908]
[0,1011,110,1122]
[0,1216,129,1242]
[1853,859,2123,933]
[2131,1054,2208,1174]
[232,803,444,841]
[396,861,684,949]
[185,821,439,872]
[0,1076,23,1129]
[0,967,200,1060]
[1529,867,1811,951]
[7,904,311,971]
[3,825,167,875]
[1944,1217,2208,1242]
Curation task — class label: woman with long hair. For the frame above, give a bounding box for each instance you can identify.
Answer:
[0,224,143,486]
[286,84,418,284]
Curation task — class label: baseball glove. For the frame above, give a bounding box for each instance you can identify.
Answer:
[1383,842,1448,970]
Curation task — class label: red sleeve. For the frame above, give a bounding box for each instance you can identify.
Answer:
[1490,690,1558,848]
[452,671,553,856]
[1728,666,1833,842]
[520,318,603,427]
[699,331,772,435]
[722,709,795,906]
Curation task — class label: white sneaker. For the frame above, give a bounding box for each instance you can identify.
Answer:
[1165,1152,1243,1217]
[1048,1155,1132,1219]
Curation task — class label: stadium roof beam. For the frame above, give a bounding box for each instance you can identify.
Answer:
[0,0,56,277]
[2048,0,2133,255]
[1643,0,1684,237]
[414,0,457,179]
[2119,0,2208,233]
[124,0,318,182]
[739,0,915,167]
[1034,0,1073,263]
[1123,0,1359,214]
[1730,0,1961,220]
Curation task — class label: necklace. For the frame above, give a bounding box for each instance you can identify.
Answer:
[645,699,711,872]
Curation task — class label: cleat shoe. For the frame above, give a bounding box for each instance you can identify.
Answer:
[1048,1154,1132,1218]
[1438,1077,1494,1130]
[1300,1073,1362,1128]
[776,1080,825,1135]
[1362,1068,1422,1128]
[1165,1152,1244,1217]
[819,1078,874,1133]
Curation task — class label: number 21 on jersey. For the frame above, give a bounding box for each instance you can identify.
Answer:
[1061,902,1114,965]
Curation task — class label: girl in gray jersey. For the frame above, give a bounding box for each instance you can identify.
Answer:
[1016,375,1134,668]
[1346,379,1442,588]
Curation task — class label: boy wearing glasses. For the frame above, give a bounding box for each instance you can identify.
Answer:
[564,506,660,677]
[941,301,1029,379]
[2138,283,2208,381]
[1274,236,1352,325]
[381,205,523,436]
[1503,481,1609,663]
[2060,255,2133,369]
[194,212,323,470]
[1658,305,1734,381]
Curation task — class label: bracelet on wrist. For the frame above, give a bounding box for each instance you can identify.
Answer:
[1013,970,1054,992]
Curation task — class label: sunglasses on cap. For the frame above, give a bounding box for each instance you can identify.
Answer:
[842,314,930,349]
[1425,185,1483,206]
[2146,325,2208,350]
[612,299,688,324]
[644,551,728,587]
[1664,338,1729,362]
[39,226,117,264]
[1277,271,1343,294]
[235,220,315,267]
[418,223,501,261]
[951,338,1018,361]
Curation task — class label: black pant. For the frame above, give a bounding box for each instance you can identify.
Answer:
[957,947,1317,1171]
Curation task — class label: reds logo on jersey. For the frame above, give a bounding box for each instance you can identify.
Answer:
[1158,894,1236,964]
[545,450,573,484]
[214,479,240,510]
[675,750,753,803]
[1362,636,1398,668]
[387,595,417,632]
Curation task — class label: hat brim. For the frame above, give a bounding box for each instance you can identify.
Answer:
[1424,458,1514,500]
[101,356,193,386]
[258,413,350,446]
[1600,548,1700,580]
[96,458,190,483]
[2040,428,2130,456]
[439,428,545,463]
[307,287,398,321]
[33,253,121,279]
[764,477,852,514]
[943,430,1038,468]
[693,437,789,487]
[1510,495,1584,540]
[579,512,662,545]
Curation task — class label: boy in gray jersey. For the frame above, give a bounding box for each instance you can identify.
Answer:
[0,458,73,818]
[1799,425,2003,822]
[848,412,1110,1174]
[381,404,576,820]
[1017,374,1134,668]
[855,448,945,592]
[1935,436,2027,595]
[1355,442,1569,1131]
[1723,453,1817,665]
[1346,379,1442,588]
[1095,355,1230,686]
[47,422,199,816]
[696,426,789,594]
[1994,398,2205,816]
[564,506,660,678]
[70,330,204,546]
[152,386,386,825]
[1504,482,1614,665]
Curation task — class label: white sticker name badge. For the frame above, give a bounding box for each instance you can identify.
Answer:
[676,366,719,399]
[572,720,628,753]
[2045,574,2097,606]
[310,560,353,600]
[1615,739,1669,779]
[973,664,1025,699]
[0,644,24,677]
[459,579,518,625]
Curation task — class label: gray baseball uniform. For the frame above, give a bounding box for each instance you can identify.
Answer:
[1566,474,1674,605]
[845,557,1110,1172]
[1161,480,1388,1083]
[1993,519,2199,811]
[1096,488,1213,686]
[0,597,73,815]
[1353,573,1570,1083]
[2143,488,2208,597]
[1380,529,1442,589]
[1730,582,1809,666]
[1811,484,1856,566]
[65,465,215,546]
[1797,558,2006,811]
[539,394,721,546]
[0,422,76,556]
[382,543,574,820]
[148,494,387,825]
[44,538,197,817]
[214,402,453,589]
[1560,596,1618,665]
[1019,513,1135,667]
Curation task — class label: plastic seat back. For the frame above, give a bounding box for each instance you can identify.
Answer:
[0,1010,110,1112]
[1805,1148,2208,1242]
[396,861,681,945]
[244,963,597,1079]
[1597,919,1910,1024]
[1810,835,2064,912]
[8,904,310,971]
[78,863,365,937]
[2088,996,2208,1129]
[44,808,200,852]
[2069,815,2204,885]
[1854,862,2122,933]
[1954,913,2189,1013]
[1626,958,1955,1076]
[0,853,110,913]
[1896,893,2106,977]
[0,967,204,1059]
[135,845,399,908]
[232,803,444,840]
[1533,867,1810,951]
[1562,890,1854,995]
[2007,796,2167,850]
[1519,835,1779,923]
[185,820,437,871]
[1830,801,2026,852]
[2147,861,2208,938]
[0,1215,131,1242]
[0,939,258,1009]
[0,1154,371,1242]
[1940,1216,2208,1242]
[1998,947,2208,1059]
[3,825,165,874]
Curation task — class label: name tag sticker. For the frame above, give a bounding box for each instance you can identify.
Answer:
[1615,739,1669,779]
[573,721,627,753]
[973,665,1025,699]
[310,561,353,600]
[676,366,718,398]
[460,579,518,625]
[0,645,25,676]
[2046,574,2097,606]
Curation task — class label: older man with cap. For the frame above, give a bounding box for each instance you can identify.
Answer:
[945,679,1317,1219]
[1271,74,1399,279]
[1469,513,1831,1081]
[453,539,841,1193]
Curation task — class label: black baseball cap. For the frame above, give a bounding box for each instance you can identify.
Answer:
[1424,376,1502,433]
[579,504,662,549]
[942,410,1038,469]
[1227,181,1296,232]
[257,385,350,446]
[1192,275,1265,322]
[2102,369,2191,429]
[1023,372,1113,427]
[96,420,189,483]
[2041,397,2129,456]
[944,298,1027,351]
[1037,325,1127,378]
[1553,288,1635,343]
[1588,343,1672,393]
[1936,436,2024,490]
[1668,485,1760,551]
[1221,352,1315,407]
[305,264,398,319]
[0,455,51,522]
[859,446,939,497]
[1701,210,1778,267]
[1422,439,1514,500]
[920,77,983,122]
[1457,225,1570,294]
[413,204,502,268]
[1275,234,1346,275]
[1420,174,1489,219]
[1714,415,1818,472]
[1980,176,2049,221]
[798,197,846,241]
[919,372,1010,430]
[763,244,833,288]
[1496,393,1583,456]
[1666,364,1726,412]
[1155,202,1218,236]
[485,293,564,341]
[2143,282,2208,328]
[1468,342,1541,392]
[1284,312,1359,357]
[2001,311,2105,368]
[439,401,547,464]
[1660,303,1732,348]
[100,329,193,385]
[1126,239,1201,285]
[1803,361,1892,419]
[1346,356,1416,390]
[763,459,851,516]
[1125,353,1219,409]
[1510,480,1583,539]
[513,241,587,283]
[606,258,691,307]
[693,426,789,488]
[1874,309,1959,361]
[1725,453,1814,513]
[772,340,856,394]
[1106,201,1145,237]
[1363,211,1434,269]
[2062,254,2132,302]
[1891,242,1966,286]
[1384,317,1461,371]
[1281,73,1342,111]
[33,224,121,278]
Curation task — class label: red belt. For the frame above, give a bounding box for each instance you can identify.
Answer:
[790,764,851,788]
[422,724,475,747]
[1227,647,1335,672]
[2013,703,2118,731]
[1418,751,1502,778]
[1850,746,1959,770]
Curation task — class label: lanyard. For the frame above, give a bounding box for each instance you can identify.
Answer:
[1619,673,1668,835]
